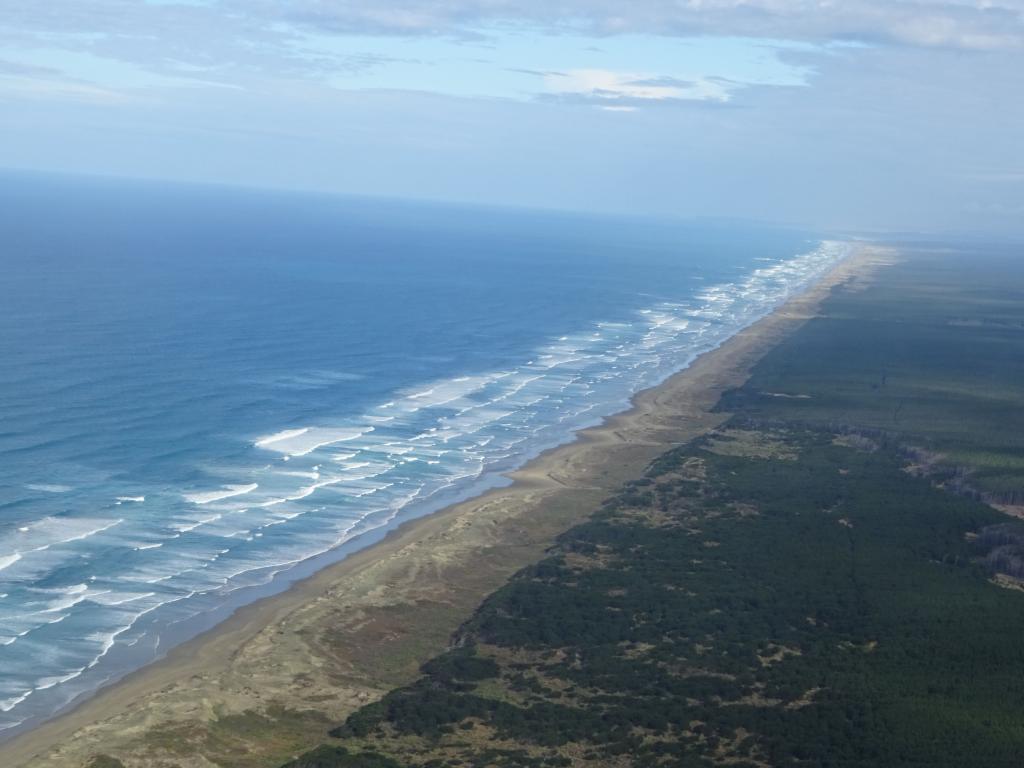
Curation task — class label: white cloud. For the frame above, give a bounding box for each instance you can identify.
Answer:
[0,73,126,104]
[4,1,1023,56]
[238,0,1024,51]
[543,68,734,104]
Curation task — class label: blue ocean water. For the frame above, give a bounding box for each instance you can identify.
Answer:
[0,172,848,733]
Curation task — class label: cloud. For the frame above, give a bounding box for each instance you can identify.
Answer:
[541,68,734,105]
[1,0,1019,110]
[0,59,63,78]
[624,76,697,89]
[505,67,570,78]
[0,73,125,104]
[3,39,1022,236]
[235,0,1024,50]
[0,55,130,103]
[5,1,1021,56]
[0,1,357,80]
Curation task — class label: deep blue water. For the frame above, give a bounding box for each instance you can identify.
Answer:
[0,172,846,733]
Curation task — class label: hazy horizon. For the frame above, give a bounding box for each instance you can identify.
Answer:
[2,162,1018,247]
[1,1,1023,237]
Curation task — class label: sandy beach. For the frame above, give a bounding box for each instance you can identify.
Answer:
[0,244,890,768]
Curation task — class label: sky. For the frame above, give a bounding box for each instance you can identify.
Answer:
[1,1,1022,236]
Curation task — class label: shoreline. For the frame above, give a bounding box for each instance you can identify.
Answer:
[0,243,890,767]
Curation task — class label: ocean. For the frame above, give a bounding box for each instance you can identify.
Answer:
[0,172,848,735]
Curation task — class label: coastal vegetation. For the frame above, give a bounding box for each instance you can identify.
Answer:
[281,247,1024,766]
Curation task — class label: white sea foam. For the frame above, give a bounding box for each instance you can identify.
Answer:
[34,670,85,692]
[88,591,156,607]
[254,427,371,457]
[85,625,136,669]
[173,514,224,533]
[0,691,31,713]
[396,374,499,412]
[68,519,125,543]
[25,484,73,494]
[183,484,258,505]
[116,496,146,503]
[1,519,125,569]
[254,428,309,447]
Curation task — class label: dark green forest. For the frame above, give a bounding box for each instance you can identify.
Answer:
[282,246,1024,767]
